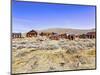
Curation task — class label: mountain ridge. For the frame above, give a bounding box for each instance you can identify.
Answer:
[38,28,95,34]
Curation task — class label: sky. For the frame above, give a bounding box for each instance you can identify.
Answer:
[12,0,96,32]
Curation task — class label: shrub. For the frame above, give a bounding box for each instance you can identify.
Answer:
[17,45,26,49]
[66,46,78,54]
[78,56,87,64]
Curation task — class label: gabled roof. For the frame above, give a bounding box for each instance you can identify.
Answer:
[27,30,37,33]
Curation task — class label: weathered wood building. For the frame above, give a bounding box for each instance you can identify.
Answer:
[12,33,22,39]
[39,32,57,37]
[67,34,75,40]
[59,33,68,39]
[49,35,60,40]
[79,32,96,39]
[26,30,38,37]
[86,32,96,39]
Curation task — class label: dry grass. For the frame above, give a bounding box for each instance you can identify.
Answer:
[12,38,96,74]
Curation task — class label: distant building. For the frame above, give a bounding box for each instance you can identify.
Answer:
[86,32,96,39]
[12,33,22,39]
[49,35,60,40]
[59,33,68,39]
[26,30,37,37]
[67,34,75,40]
[39,32,57,37]
[79,32,96,39]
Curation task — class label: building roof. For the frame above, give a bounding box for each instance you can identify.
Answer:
[86,32,95,35]
[12,33,21,34]
[27,30,37,33]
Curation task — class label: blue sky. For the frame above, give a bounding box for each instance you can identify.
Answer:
[12,0,96,32]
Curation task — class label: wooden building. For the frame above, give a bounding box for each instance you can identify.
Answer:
[26,30,37,37]
[49,35,60,40]
[79,32,96,39]
[59,33,68,39]
[39,32,57,37]
[67,34,75,40]
[86,32,96,39]
[12,33,21,39]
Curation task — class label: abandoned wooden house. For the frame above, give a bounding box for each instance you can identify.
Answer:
[59,33,68,39]
[39,32,57,37]
[49,35,60,40]
[49,32,75,40]
[12,33,22,38]
[67,34,75,40]
[86,32,96,39]
[26,30,38,37]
